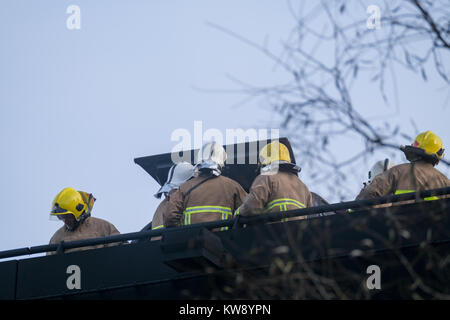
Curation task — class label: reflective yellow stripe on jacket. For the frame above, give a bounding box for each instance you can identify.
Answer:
[234,199,306,222]
[151,225,164,230]
[266,198,306,222]
[183,206,233,230]
[265,198,306,212]
[394,190,439,201]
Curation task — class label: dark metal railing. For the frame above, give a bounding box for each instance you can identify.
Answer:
[0,186,449,260]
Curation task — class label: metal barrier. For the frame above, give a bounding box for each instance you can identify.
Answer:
[0,186,449,260]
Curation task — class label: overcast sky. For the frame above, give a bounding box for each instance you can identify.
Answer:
[1,0,448,259]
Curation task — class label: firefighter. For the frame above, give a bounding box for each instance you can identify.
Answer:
[235,141,313,221]
[356,131,450,200]
[150,161,194,233]
[48,187,121,255]
[353,159,396,210]
[164,142,248,228]
[361,158,396,190]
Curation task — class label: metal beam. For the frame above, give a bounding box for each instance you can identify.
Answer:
[0,186,449,260]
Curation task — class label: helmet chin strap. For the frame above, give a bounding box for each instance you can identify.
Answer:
[78,211,90,223]
[66,211,90,231]
[66,220,79,231]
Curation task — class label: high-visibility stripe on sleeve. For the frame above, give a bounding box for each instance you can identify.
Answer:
[395,189,439,201]
[394,190,415,195]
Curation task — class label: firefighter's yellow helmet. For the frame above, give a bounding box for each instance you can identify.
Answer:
[413,131,444,161]
[50,187,87,221]
[259,141,291,167]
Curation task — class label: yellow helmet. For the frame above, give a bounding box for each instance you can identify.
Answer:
[413,131,444,161]
[50,188,89,221]
[259,141,291,167]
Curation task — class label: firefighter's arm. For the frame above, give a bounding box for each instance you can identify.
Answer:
[306,191,314,207]
[46,237,56,256]
[234,184,249,210]
[163,189,184,227]
[103,221,128,247]
[236,175,270,216]
[356,170,395,200]
[151,201,166,229]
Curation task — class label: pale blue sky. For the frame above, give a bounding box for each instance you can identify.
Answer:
[0,1,448,257]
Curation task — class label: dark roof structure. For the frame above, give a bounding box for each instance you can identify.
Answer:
[134,137,296,193]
